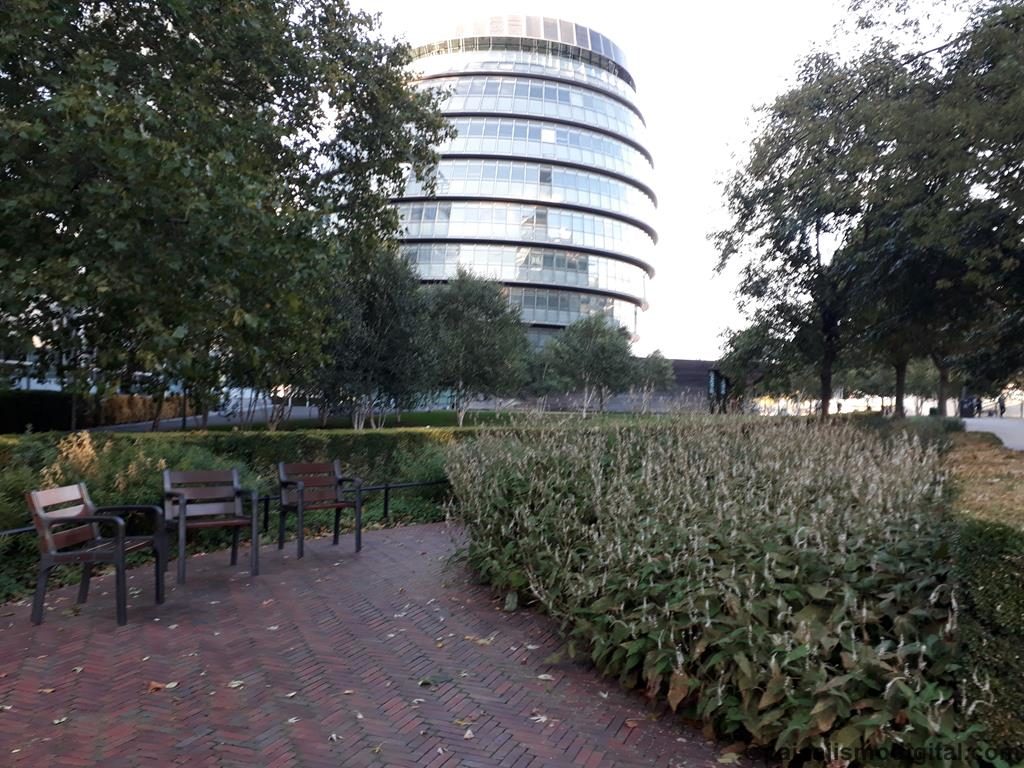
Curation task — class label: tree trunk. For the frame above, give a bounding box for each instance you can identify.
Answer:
[457,407,466,428]
[819,358,834,421]
[202,409,209,429]
[893,359,908,419]
[151,390,165,432]
[181,384,188,430]
[934,358,950,417]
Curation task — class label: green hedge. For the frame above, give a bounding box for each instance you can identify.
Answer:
[955,515,1024,754]
[0,427,470,601]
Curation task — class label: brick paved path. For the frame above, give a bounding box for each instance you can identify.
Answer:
[0,524,752,767]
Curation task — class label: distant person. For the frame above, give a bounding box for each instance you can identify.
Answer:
[975,396,983,417]
[836,401,843,414]
[999,395,1006,418]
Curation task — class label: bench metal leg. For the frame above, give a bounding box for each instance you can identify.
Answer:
[177,518,187,585]
[250,495,260,577]
[154,543,166,604]
[296,500,305,559]
[278,509,286,550]
[230,527,240,566]
[354,488,362,553]
[31,562,53,625]
[114,555,127,626]
[77,563,93,604]
[332,509,341,546]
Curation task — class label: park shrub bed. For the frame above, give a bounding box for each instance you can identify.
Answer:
[0,428,459,601]
[447,417,986,766]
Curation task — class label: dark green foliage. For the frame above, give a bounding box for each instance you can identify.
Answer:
[543,315,634,414]
[955,519,1024,753]
[310,245,431,429]
[425,269,530,426]
[0,1,451,409]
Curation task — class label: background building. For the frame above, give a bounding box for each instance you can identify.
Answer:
[395,15,657,344]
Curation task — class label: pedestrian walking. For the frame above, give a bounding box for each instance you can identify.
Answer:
[999,394,1006,418]
[975,395,983,417]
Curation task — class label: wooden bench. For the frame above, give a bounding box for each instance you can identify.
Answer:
[163,469,260,584]
[27,483,166,626]
[278,461,363,558]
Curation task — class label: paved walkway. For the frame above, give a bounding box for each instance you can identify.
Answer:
[0,524,742,767]
[964,416,1024,450]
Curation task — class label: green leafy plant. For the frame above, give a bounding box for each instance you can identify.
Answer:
[448,416,985,766]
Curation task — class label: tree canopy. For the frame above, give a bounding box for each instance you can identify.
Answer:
[0,0,451,424]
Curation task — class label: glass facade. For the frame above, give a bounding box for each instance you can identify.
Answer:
[396,16,656,335]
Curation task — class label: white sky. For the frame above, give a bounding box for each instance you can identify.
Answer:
[356,0,851,359]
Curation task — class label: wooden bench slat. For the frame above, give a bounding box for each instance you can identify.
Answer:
[281,462,334,475]
[31,485,86,509]
[167,486,237,502]
[165,470,237,484]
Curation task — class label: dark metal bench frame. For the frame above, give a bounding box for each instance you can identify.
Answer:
[26,483,166,626]
[278,461,363,558]
[163,469,259,584]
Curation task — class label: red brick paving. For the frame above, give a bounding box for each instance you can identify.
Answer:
[0,524,756,767]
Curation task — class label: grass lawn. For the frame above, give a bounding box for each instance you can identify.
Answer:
[946,430,1024,531]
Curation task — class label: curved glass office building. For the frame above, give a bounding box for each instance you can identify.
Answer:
[396,16,656,342]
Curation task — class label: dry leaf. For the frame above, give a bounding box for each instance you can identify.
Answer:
[717,754,742,765]
[355,712,364,720]
[525,644,540,650]
[52,716,68,725]
[227,680,245,689]
[328,733,340,743]
[38,688,55,694]
[285,692,297,698]
[599,691,609,699]
[71,667,83,674]
[625,719,641,728]
[343,689,354,695]
[537,674,554,681]
[287,717,300,724]
[463,728,474,740]
[372,744,383,754]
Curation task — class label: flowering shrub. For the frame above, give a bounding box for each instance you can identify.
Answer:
[448,417,984,766]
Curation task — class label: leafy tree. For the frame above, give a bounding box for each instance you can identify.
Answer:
[311,243,429,430]
[425,269,529,427]
[714,50,895,419]
[0,1,450,419]
[545,315,634,415]
[633,350,674,414]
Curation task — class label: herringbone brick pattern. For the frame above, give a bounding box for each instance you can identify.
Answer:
[0,524,757,767]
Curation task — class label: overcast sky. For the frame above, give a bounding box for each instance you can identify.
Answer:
[355,0,852,359]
